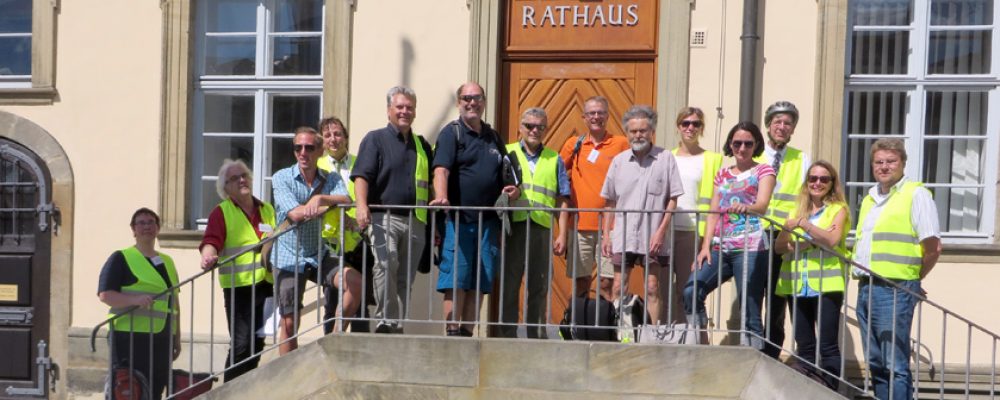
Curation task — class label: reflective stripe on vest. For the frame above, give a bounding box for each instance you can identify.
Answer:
[507,142,559,229]
[414,136,430,224]
[108,247,179,333]
[319,155,362,253]
[856,181,925,280]
[673,149,724,237]
[775,203,849,295]
[218,200,275,288]
[755,147,805,227]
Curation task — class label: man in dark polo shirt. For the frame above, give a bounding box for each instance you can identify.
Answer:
[429,82,519,336]
[351,86,433,334]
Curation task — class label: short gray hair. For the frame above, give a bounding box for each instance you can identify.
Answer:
[520,107,547,123]
[621,105,657,130]
[216,159,252,200]
[386,86,417,106]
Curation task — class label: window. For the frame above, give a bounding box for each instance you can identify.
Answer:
[192,0,324,227]
[0,0,32,88]
[844,0,999,243]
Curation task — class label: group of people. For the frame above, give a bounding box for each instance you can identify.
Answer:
[97,82,940,400]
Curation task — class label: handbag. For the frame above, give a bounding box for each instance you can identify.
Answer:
[637,322,700,345]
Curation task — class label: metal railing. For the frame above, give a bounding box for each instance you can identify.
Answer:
[90,204,1000,399]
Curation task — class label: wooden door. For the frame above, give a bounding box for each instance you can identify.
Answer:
[500,60,656,328]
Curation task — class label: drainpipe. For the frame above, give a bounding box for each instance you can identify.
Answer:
[739,0,761,122]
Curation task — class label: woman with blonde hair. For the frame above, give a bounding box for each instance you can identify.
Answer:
[774,160,850,390]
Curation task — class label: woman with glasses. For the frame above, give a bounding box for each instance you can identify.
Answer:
[773,160,850,390]
[682,121,776,349]
[668,107,722,325]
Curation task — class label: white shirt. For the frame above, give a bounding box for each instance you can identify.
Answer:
[763,143,811,193]
[673,153,704,231]
[326,153,354,188]
[852,177,941,277]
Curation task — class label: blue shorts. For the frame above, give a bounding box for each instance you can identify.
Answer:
[436,217,499,293]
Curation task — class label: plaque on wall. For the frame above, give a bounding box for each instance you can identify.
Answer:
[506,0,658,53]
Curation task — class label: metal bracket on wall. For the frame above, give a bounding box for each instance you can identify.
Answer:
[5,340,53,397]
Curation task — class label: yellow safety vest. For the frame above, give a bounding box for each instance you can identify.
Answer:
[671,148,723,237]
[318,154,362,253]
[414,137,430,224]
[217,199,276,288]
[775,203,849,295]
[856,181,925,281]
[108,247,179,334]
[755,147,805,227]
[507,142,560,229]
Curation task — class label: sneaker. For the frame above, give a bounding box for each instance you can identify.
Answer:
[375,323,393,334]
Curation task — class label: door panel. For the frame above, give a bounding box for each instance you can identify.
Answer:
[501,60,655,327]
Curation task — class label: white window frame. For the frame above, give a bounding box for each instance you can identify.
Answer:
[0,0,33,89]
[191,0,324,228]
[844,0,1000,244]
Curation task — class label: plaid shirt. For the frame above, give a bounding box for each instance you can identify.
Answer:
[270,165,347,272]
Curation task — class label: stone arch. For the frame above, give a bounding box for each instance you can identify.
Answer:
[0,110,74,399]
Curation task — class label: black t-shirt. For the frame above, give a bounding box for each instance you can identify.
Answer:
[350,124,434,212]
[432,119,504,222]
[97,250,173,295]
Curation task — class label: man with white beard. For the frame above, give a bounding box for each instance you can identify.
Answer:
[600,105,684,325]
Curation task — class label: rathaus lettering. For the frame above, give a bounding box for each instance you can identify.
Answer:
[521,4,640,27]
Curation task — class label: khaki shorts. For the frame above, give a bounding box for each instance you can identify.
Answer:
[565,231,614,279]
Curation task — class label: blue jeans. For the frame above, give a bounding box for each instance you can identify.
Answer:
[683,250,768,349]
[856,279,921,400]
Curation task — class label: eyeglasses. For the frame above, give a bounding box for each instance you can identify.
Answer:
[584,111,608,117]
[872,159,900,167]
[226,173,249,184]
[132,220,158,227]
[522,122,546,132]
[808,175,833,184]
[293,144,317,153]
[680,120,703,128]
[730,140,755,149]
[460,94,484,102]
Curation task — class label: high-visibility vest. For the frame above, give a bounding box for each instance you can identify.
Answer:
[755,146,805,227]
[671,148,723,237]
[414,136,430,224]
[217,199,275,288]
[507,142,560,229]
[775,202,849,295]
[318,154,362,253]
[856,181,925,281]
[108,247,179,333]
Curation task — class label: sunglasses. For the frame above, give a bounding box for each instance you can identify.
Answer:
[680,120,703,128]
[460,94,484,102]
[293,144,317,153]
[522,122,546,132]
[808,175,833,184]
[730,140,755,149]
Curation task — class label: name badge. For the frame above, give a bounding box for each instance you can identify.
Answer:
[259,223,274,233]
[587,149,600,163]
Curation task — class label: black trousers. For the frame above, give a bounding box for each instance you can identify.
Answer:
[763,230,786,359]
[222,281,272,381]
[790,292,844,390]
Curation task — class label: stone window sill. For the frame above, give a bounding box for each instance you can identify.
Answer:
[0,87,58,105]
[158,229,204,249]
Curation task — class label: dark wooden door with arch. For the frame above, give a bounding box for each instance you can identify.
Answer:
[0,138,53,398]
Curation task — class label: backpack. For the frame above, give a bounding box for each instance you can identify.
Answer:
[559,296,618,341]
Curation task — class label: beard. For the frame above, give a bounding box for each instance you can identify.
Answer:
[631,139,651,153]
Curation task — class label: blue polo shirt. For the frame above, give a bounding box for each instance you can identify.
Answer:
[433,119,504,222]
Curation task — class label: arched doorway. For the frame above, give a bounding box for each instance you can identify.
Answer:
[0,137,54,398]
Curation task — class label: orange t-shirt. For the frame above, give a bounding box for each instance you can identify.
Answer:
[559,133,630,231]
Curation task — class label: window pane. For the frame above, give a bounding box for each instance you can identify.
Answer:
[923,138,984,184]
[268,137,295,177]
[925,91,987,136]
[202,136,254,180]
[927,30,991,74]
[845,138,881,184]
[931,0,992,26]
[852,0,913,26]
[850,31,909,75]
[200,179,221,220]
[846,185,870,230]
[204,94,255,133]
[204,36,256,75]
[272,36,321,75]
[205,0,258,32]
[274,0,322,32]
[928,186,983,233]
[270,95,320,133]
[845,91,908,135]
[0,36,31,75]
[0,0,31,33]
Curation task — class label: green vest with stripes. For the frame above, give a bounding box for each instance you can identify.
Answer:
[856,181,925,281]
[506,142,559,229]
[671,148,723,236]
[755,146,805,227]
[414,136,430,224]
[318,154,362,253]
[108,247,179,333]
[775,202,849,295]
[218,199,276,288]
